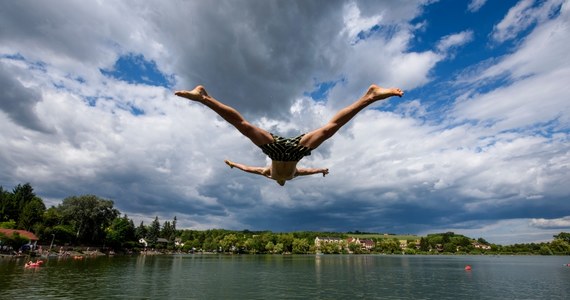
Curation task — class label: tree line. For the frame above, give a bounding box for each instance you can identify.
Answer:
[1,183,569,255]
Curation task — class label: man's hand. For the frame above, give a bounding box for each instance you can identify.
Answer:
[225,160,234,168]
[295,167,329,177]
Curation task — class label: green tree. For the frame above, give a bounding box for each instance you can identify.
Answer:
[454,236,472,248]
[147,217,161,246]
[220,234,238,252]
[0,220,17,229]
[135,221,147,240]
[244,236,263,254]
[554,232,570,243]
[0,183,37,224]
[161,221,174,243]
[441,232,452,244]
[539,245,553,255]
[477,237,489,245]
[292,238,310,254]
[106,215,136,249]
[43,207,62,228]
[265,241,275,253]
[12,183,36,213]
[278,233,294,253]
[18,197,46,231]
[58,195,119,244]
[273,242,284,254]
[443,243,457,253]
[376,238,400,254]
[203,236,220,252]
[419,237,429,252]
[47,224,76,246]
[549,239,570,255]
[0,186,17,222]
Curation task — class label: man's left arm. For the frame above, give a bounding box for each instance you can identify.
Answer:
[295,167,329,177]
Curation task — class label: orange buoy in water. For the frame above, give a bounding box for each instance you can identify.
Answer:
[465,265,472,271]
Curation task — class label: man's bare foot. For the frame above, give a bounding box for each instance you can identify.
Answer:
[366,84,404,102]
[175,85,209,102]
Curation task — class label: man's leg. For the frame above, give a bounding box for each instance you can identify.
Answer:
[300,84,403,149]
[175,86,273,146]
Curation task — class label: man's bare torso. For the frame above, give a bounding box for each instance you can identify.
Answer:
[268,161,299,180]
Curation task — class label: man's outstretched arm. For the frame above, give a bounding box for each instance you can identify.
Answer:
[225,160,270,178]
[295,168,329,177]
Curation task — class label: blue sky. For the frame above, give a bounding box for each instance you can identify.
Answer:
[1,0,569,244]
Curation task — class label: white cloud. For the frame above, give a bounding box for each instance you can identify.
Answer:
[453,0,570,131]
[481,4,570,82]
[490,0,565,43]
[468,0,488,12]
[424,218,566,244]
[530,216,570,229]
[436,30,474,53]
[491,0,537,43]
[341,1,383,41]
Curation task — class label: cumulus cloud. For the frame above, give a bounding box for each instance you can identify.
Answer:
[468,0,487,12]
[436,30,474,54]
[0,60,52,133]
[425,218,567,244]
[453,0,570,130]
[530,216,570,229]
[0,0,569,244]
[490,0,565,43]
[342,1,384,43]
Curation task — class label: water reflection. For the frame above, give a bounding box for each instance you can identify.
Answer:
[1,255,569,299]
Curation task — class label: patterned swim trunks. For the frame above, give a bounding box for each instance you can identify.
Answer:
[258,133,313,162]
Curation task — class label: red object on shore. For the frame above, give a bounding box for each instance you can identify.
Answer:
[465,265,472,271]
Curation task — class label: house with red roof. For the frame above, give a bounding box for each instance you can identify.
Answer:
[346,237,375,251]
[0,229,39,250]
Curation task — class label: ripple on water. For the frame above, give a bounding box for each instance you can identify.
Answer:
[1,255,569,299]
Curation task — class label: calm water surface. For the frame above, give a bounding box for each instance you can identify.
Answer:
[1,254,569,299]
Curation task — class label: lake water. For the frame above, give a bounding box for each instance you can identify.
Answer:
[1,254,569,299]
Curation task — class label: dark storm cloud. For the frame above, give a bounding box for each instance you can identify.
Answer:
[0,63,52,133]
[0,0,126,66]
[162,0,348,120]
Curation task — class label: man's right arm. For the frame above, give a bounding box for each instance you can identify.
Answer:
[225,160,270,178]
